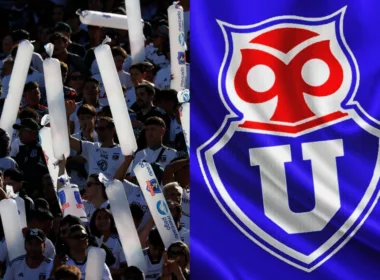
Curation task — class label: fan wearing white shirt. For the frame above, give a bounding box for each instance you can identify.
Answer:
[162,158,190,229]
[0,129,18,172]
[69,78,104,135]
[3,228,53,280]
[128,117,178,178]
[83,174,110,222]
[143,228,165,280]
[92,46,133,106]
[9,29,44,73]
[146,26,170,70]
[67,102,125,180]
[89,208,127,278]
[166,200,190,247]
[67,104,98,188]
[63,225,112,280]
[28,208,57,260]
[127,63,149,109]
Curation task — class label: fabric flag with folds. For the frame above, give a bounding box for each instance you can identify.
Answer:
[192,0,380,279]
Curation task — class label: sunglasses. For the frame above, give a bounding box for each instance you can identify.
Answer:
[70,75,85,81]
[70,234,88,240]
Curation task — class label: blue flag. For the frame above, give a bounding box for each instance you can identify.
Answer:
[192,0,380,279]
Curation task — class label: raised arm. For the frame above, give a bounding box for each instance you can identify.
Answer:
[114,155,134,181]
[65,100,81,152]
[162,158,190,185]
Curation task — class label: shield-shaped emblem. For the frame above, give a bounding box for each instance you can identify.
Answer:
[198,6,380,272]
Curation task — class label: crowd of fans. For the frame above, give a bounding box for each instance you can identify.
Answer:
[0,0,190,279]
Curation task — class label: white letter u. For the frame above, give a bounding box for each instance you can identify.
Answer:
[249,139,344,234]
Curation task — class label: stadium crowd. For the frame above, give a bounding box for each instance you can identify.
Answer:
[0,0,190,279]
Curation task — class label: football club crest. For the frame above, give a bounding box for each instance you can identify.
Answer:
[146,179,161,196]
[198,6,380,272]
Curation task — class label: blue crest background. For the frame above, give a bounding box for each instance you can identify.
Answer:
[192,0,380,279]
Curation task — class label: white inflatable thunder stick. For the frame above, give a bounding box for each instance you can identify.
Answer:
[0,40,34,142]
[77,10,143,30]
[39,119,68,192]
[0,199,26,261]
[103,175,147,274]
[178,89,190,156]
[43,44,70,160]
[57,176,88,223]
[85,247,106,280]
[94,37,137,155]
[125,0,145,62]
[134,162,180,248]
[168,2,187,91]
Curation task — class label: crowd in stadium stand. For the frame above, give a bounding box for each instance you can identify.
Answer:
[0,0,190,279]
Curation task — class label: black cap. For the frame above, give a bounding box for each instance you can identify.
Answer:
[3,168,23,182]
[13,118,40,132]
[11,29,29,42]
[25,228,46,243]
[54,22,72,34]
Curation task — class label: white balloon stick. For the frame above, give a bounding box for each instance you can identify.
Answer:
[95,40,137,155]
[168,2,187,91]
[57,185,88,223]
[43,44,70,160]
[39,125,67,191]
[85,247,106,280]
[0,40,34,143]
[14,197,27,229]
[77,10,143,30]
[178,90,190,155]
[105,179,147,274]
[0,199,26,261]
[125,0,145,62]
[134,162,180,248]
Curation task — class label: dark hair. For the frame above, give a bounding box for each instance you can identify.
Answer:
[77,104,97,117]
[11,29,29,42]
[123,266,145,280]
[84,77,100,88]
[19,107,39,122]
[155,89,179,108]
[23,81,39,93]
[61,215,85,229]
[111,46,127,59]
[3,168,23,182]
[96,117,115,129]
[89,208,117,238]
[98,106,112,118]
[129,63,146,74]
[34,198,50,211]
[54,265,81,280]
[144,116,166,129]
[130,204,144,222]
[148,227,164,248]
[88,174,108,200]
[136,83,155,96]
[30,208,54,221]
[0,128,10,157]
[50,32,69,44]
